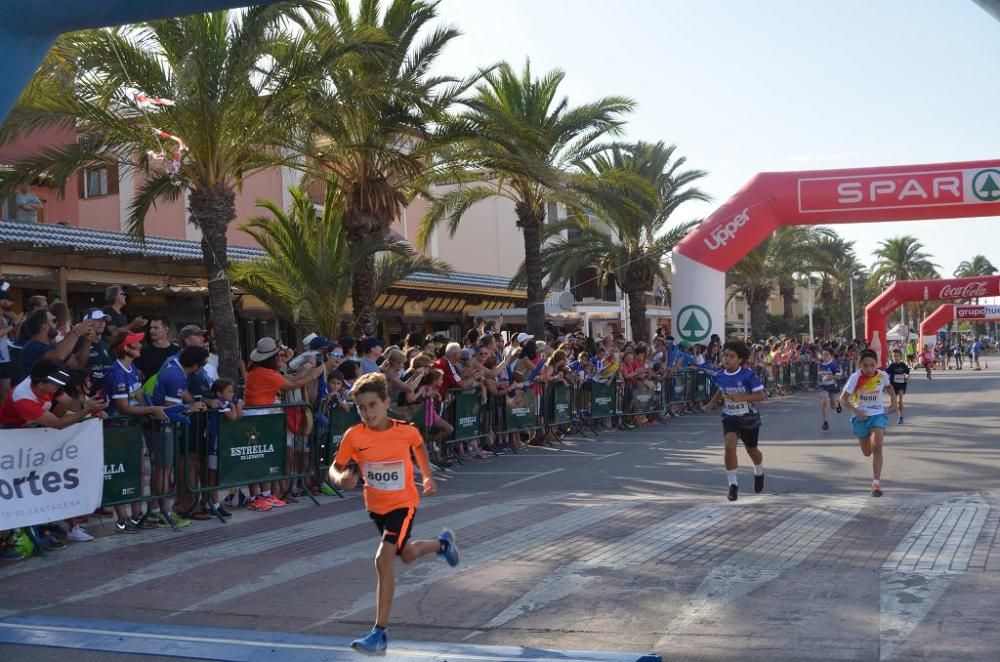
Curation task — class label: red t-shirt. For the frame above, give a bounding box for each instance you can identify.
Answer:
[0,377,55,427]
[434,358,463,396]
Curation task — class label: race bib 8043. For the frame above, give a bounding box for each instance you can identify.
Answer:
[364,460,405,491]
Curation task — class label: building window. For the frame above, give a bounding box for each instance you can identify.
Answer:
[77,163,119,199]
[85,168,108,197]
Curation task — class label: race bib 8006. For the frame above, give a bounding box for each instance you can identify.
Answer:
[364,460,405,491]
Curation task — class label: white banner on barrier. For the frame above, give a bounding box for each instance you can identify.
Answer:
[0,418,104,530]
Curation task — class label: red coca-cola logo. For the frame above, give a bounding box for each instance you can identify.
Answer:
[939,282,989,299]
[878,298,898,316]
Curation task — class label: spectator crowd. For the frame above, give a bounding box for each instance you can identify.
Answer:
[0,279,962,561]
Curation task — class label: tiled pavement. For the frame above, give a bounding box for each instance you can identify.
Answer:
[2,488,998,661]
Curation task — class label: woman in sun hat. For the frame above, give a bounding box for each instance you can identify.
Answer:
[241,337,325,511]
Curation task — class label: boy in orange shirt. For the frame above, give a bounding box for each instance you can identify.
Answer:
[329,372,460,656]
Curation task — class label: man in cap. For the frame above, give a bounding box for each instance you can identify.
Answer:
[101,284,147,339]
[79,309,113,399]
[0,359,106,428]
[358,337,384,375]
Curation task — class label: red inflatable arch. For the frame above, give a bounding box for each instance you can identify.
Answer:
[865,275,1000,365]
[671,159,1000,351]
[919,303,1000,347]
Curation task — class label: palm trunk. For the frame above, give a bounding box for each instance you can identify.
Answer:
[749,295,769,341]
[821,279,834,340]
[779,278,796,321]
[517,203,545,337]
[627,286,648,344]
[352,253,377,337]
[189,183,240,381]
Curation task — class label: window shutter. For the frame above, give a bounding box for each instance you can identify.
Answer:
[107,163,119,195]
[77,170,86,199]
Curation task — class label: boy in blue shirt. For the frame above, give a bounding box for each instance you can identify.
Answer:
[703,340,767,501]
[818,349,843,431]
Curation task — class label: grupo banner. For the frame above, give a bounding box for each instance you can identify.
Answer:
[0,418,104,530]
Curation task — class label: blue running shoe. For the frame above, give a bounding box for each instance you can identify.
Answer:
[351,627,387,656]
[438,529,460,567]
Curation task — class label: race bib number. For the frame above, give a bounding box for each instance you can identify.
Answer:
[857,391,880,407]
[364,461,405,491]
[723,398,750,416]
[820,372,834,385]
[893,375,906,383]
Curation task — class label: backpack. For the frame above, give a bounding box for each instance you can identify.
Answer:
[8,528,36,558]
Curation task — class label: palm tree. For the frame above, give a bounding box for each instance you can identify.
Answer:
[301,0,475,336]
[954,255,998,278]
[418,60,634,336]
[512,141,706,343]
[953,254,997,337]
[811,236,863,339]
[0,5,343,379]
[725,226,832,339]
[229,184,449,337]
[870,235,939,326]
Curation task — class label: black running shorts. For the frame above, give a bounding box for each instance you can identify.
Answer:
[370,507,416,554]
[722,415,761,449]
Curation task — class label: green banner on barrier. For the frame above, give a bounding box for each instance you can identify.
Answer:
[505,388,537,431]
[630,382,656,414]
[589,382,616,418]
[550,384,572,423]
[217,407,287,486]
[102,421,145,506]
[324,404,361,463]
[451,389,482,441]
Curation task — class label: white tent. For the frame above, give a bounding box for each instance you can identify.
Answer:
[886,323,918,341]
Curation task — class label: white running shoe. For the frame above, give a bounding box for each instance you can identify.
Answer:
[67,525,94,542]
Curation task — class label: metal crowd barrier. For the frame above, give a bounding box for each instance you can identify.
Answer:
[94,361,855,516]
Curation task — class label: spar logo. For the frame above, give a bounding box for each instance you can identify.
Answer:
[940,282,989,299]
[799,171,964,212]
[972,170,1000,202]
[677,304,711,343]
[702,208,750,250]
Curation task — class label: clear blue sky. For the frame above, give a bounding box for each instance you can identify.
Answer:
[434,0,1000,277]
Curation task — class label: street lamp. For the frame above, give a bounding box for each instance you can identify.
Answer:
[848,270,864,341]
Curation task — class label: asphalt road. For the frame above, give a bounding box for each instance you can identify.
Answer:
[2,367,999,661]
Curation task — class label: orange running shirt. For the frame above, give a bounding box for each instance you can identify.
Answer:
[334,420,423,514]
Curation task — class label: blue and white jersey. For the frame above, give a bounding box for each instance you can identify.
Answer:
[711,367,764,418]
[818,360,841,387]
[105,359,142,415]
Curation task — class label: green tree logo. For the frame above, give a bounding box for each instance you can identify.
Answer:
[972,169,1000,202]
[677,305,711,343]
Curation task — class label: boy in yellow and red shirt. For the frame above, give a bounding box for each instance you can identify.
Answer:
[330,372,460,656]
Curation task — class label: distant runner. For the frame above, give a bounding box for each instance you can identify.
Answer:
[328,373,460,656]
[885,349,910,425]
[840,349,898,497]
[817,349,842,431]
[703,340,767,501]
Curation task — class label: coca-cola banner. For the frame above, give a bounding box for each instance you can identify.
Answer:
[864,275,1000,365]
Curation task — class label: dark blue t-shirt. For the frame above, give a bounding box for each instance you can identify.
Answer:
[711,367,764,418]
[818,360,841,388]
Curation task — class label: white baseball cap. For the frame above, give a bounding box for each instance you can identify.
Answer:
[516,332,534,343]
